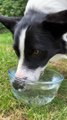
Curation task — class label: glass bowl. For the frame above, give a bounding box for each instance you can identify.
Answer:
[8,68,64,106]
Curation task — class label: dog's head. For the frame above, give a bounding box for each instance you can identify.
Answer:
[0,10,67,89]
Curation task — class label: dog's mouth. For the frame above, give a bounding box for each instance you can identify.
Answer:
[12,77,27,90]
[12,77,35,90]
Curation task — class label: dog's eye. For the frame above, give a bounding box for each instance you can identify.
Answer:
[32,50,41,56]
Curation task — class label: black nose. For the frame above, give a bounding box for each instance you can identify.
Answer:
[12,77,27,90]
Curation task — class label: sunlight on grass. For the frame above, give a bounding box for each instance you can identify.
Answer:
[0,32,67,120]
[0,32,13,44]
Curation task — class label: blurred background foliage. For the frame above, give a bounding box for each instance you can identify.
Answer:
[0,0,27,31]
[0,0,27,16]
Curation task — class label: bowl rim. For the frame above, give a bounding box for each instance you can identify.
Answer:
[8,68,64,85]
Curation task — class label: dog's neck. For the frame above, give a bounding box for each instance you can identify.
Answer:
[25,0,67,15]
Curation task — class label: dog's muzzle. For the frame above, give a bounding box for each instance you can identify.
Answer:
[12,77,27,90]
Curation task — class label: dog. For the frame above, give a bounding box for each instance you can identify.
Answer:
[0,0,67,90]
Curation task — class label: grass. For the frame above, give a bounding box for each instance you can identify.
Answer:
[0,32,67,120]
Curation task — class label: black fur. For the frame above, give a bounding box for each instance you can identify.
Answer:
[0,16,21,33]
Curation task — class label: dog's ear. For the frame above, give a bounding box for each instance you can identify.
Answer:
[42,10,67,41]
[0,16,22,33]
[43,10,67,34]
[42,10,67,54]
[45,10,67,24]
[42,10,67,34]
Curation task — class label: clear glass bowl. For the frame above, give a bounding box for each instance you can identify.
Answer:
[8,68,64,106]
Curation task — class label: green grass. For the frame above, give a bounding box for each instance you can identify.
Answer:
[0,32,67,120]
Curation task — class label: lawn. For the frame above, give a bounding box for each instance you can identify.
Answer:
[0,32,67,120]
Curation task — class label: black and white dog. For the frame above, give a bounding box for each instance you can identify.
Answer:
[0,0,67,89]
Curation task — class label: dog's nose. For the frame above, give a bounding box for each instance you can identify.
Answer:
[12,77,27,90]
[15,71,24,78]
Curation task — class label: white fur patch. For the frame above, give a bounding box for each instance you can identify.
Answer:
[25,0,67,15]
[62,33,67,49]
[16,28,27,73]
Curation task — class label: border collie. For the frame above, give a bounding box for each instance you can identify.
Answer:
[0,0,67,90]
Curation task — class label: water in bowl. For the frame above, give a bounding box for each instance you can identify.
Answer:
[8,69,64,106]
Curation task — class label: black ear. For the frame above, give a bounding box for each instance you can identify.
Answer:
[42,10,67,38]
[0,16,22,33]
[46,10,67,24]
[42,10,67,54]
